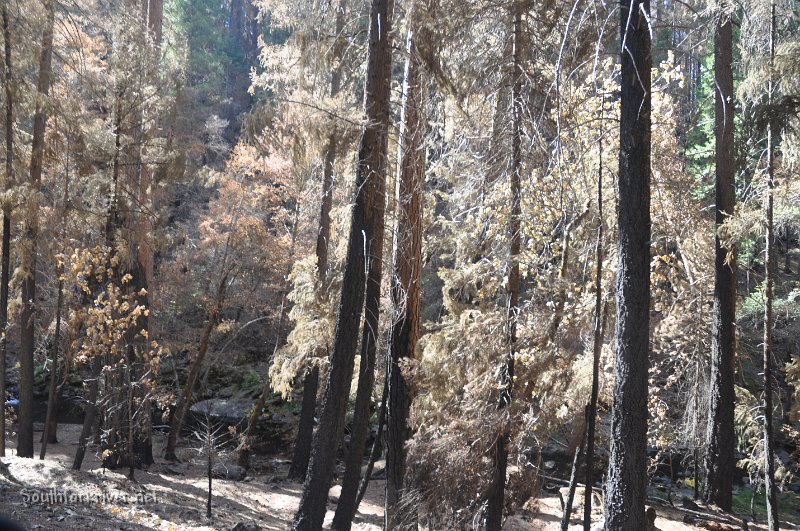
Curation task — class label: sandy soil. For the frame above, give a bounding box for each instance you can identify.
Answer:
[0,424,788,530]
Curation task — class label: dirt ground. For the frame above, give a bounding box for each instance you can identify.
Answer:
[0,424,791,530]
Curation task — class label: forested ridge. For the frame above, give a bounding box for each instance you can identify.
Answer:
[0,0,799,530]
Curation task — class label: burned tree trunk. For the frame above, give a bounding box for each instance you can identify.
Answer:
[291,0,394,527]
[604,0,652,527]
[703,9,737,511]
[287,364,319,479]
[288,0,348,481]
[384,9,428,528]
[584,108,606,531]
[486,8,522,530]
[40,269,64,456]
[73,359,101,470]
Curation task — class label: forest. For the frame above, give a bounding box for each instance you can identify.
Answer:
[0,0,799,529]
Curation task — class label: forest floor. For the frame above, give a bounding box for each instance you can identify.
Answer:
[0,423,794,530]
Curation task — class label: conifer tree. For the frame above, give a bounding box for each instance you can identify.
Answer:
[19,0,55,459]
[292,0,394,527]
[486,6,522,529]
[0,1,13,459]
[605,0,652,527]
[384,4,428,526]
[289,0,349,482]
[703,3,737,511]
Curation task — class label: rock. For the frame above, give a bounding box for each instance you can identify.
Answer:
[189,398,292,455]
[776,449,792,466]
[681,495,700,511]
[370,463,386,479]
[231,523,261,531]
[190,399,254,428]
[652,473,671,485]
[212,463,247,481]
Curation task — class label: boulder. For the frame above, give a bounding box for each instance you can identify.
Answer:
[190,398,254,428]
[211,462,247,481]
[188,398,292,455]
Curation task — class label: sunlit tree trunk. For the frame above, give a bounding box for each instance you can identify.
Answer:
[384,10,427,529]
[291,0,394,526]
[19,0,55,459]
[604,0,651,527]
[486,8,522,530]
[128,0,163,467]
[147,0,163,45]
[0,2,14,459]
[703,10,736,511]
[763,4,779,529]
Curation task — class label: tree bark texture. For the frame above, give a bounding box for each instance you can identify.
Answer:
[0,2,14,459]
[291,0,393,526]
[703,12,736,512]
[385,11,427,529]
[762,5,779,529]
[604,0,651,527]
[19,0,55,459]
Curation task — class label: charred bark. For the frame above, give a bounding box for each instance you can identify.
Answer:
[584,108,606,531]
[332,215,385,529]
[291,0,393,526]
[288,0,347,481]
[703,11,737,511]
[287,364,319,479]
[357,377,387,508]
[604,0,652,527]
